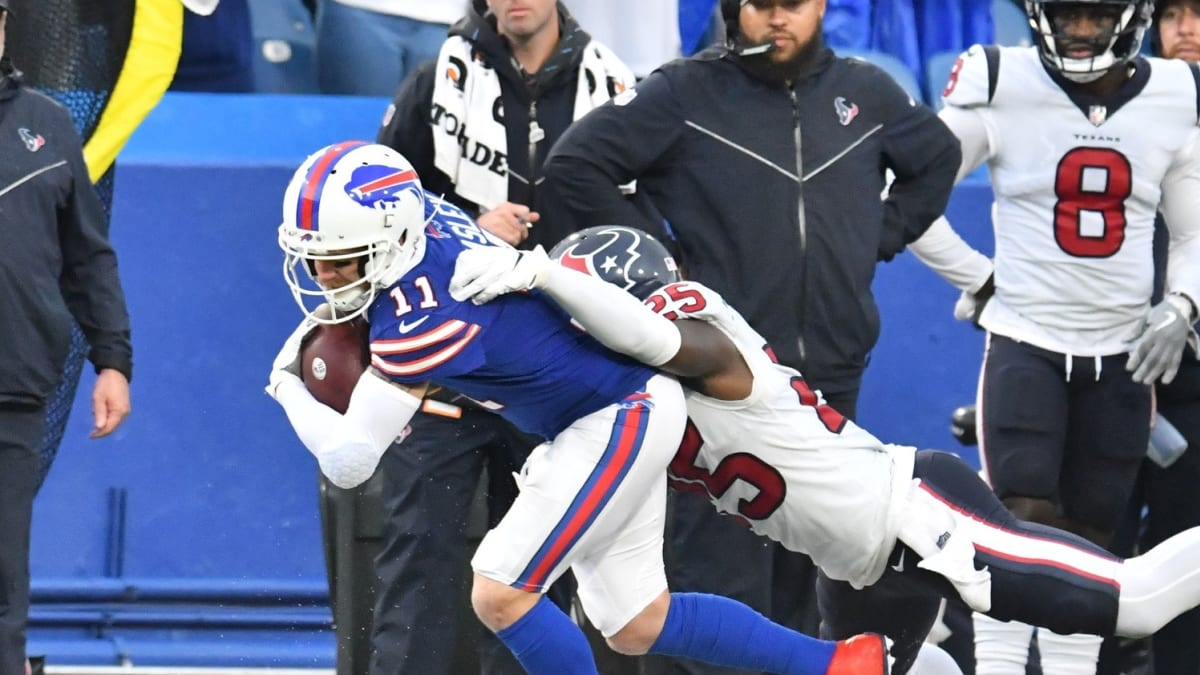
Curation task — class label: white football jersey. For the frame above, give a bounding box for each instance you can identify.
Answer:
[646,282,916,588]
[943,46,1200,355]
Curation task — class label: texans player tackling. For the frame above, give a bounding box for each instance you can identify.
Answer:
[264,142,888,675]
[907,0,1200,670]
[450,225,1200,675]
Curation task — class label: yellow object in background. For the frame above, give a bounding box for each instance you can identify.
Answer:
[84,0,184,181]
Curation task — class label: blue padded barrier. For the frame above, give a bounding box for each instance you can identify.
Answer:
[29,92,995,664]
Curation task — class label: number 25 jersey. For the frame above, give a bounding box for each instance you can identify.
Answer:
[943,46,1200,356]
[647,281,916,589]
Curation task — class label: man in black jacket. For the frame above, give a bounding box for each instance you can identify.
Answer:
[543,0,960,671]
[0,3,133,672]
[361,1,645,673]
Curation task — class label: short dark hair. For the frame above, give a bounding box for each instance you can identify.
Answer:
[1150,0,1182,55]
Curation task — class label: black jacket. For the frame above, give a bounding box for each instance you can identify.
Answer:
[544,46,961,396]
[376,0,665,250]
[0,61,132,406]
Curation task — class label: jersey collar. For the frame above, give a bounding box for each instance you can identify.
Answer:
[1043,56,1152,125]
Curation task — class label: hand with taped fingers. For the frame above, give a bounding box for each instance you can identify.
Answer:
[477,201,539,246]
[1127,293,1199,385]
[450,244,552,305]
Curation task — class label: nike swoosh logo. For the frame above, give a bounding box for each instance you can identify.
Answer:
[1154,310,1178,332]
[397,316,431,334]
[890,549,905,573]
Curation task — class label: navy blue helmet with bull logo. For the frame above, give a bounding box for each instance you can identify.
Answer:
[548,225,681,301]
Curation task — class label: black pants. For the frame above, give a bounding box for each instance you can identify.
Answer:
[980,334,1150,532]
[641,390,858,675]
[1101,356,1200,675]
[0,405,46,675]
[369,406,572,675]
[819,450,1124,675]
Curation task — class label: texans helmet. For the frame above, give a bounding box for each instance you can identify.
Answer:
[1026,0,1153,82]
[548,225,681,300]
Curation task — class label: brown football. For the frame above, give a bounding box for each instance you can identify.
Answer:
[299,306,370,414]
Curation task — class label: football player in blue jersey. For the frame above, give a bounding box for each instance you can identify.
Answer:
[265,142,889,675]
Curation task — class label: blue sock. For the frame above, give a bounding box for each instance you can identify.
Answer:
[648,592,836,675]
[494,595,599,675]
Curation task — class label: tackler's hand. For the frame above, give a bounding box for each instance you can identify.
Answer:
[1127,294,1198,385]
[450,245,551,305]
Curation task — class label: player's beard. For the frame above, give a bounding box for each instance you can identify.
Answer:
[733,30,826,85]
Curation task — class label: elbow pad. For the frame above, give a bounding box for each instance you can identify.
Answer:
[274,371,421,489]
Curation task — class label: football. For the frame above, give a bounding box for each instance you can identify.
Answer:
[299,307,370,414]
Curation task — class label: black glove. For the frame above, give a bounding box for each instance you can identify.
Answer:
[950,404,978,447]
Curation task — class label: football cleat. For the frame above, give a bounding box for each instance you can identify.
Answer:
[827,633,892,675]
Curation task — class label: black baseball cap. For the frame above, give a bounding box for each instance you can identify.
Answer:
[0,0,10,15]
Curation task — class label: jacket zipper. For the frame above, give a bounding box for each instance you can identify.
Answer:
[527,99,544,207]
[789,87,808,362]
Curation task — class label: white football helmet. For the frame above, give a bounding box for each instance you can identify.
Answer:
[1026,0,1153,83]
[279,142,429,324]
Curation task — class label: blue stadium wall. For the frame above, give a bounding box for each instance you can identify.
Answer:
[28,92,994,665]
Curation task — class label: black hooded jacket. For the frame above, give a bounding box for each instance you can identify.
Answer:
[0,60,132,406]
[376,0,663,250]
[544,45,961,397]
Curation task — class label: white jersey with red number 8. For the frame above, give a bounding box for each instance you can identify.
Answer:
[943,45,1200,355]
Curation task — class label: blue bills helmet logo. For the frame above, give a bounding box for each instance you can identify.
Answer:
[345,165,421,209]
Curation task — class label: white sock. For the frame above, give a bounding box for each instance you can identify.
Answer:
[915,642,965,674]
[1035,630,1101,674]
[1116,525,1200,636]
[972,613,1032,674]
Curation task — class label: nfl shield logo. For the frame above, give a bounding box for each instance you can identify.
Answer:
[1088,105,1108,126]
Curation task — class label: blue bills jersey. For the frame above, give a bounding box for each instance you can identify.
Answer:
[366,194,655,438]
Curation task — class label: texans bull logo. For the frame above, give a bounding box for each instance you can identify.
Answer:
[556,226,678,300]
[345,165,421,209]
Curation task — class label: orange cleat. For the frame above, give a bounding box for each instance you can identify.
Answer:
[827,632,891,675]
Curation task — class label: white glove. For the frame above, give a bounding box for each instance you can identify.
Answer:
[953,291,979,322]
[265,314,320,400]
[449,245,551,305]
[952,272,994,326]
[1127,294,1198,385]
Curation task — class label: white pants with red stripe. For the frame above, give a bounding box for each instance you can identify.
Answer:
[471,374,686,637]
